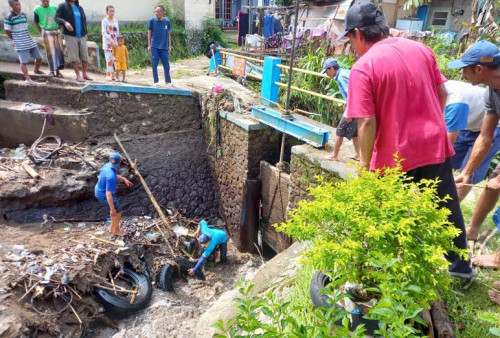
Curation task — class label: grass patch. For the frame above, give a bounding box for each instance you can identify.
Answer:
[443,189,500,337]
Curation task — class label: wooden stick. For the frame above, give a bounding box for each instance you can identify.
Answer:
[18,280,40,302]
[94,237,124,247]
[109,272,117,295]
[114,133,175,255]
[130,286,139,305]
[430,300,453,337]
[63,145,97,170]
[67,285,83,300]
[69,303,83,325]
[93,284,138,294]
[22,163,40,179]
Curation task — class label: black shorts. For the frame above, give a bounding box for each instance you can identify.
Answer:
[335,116,358,140]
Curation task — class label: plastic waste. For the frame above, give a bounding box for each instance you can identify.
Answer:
[11,144,27,160]
[64,225,72,231]
[77,222,87,228]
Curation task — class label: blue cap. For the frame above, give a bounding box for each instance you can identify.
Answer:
[199,234,211,244]
[321,58,339,74]
[109,152,121,168]
[448,40,500,69]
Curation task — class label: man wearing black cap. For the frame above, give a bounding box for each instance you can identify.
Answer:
[340,2,474,279]
[95,152,133,236]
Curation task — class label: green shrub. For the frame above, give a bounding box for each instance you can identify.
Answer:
[276,160,467,336]
[213,280,366,337]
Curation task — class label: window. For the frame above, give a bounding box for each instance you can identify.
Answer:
[430,9,450,27]
[215,0,232,21]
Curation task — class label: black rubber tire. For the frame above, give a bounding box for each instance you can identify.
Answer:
[310,270,333,308]
[157,263,177,292]
[94,267,153,319]
[157,260,206,292]
[310,270,379,334]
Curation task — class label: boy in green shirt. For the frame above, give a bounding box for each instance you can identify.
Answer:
[34,0,65,77]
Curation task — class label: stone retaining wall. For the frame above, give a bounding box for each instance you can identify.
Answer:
[200,94,281,252]
[0,78,218,222]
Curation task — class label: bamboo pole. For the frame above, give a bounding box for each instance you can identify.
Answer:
[275,81,346,104]
[277,63,331,79]
[22,163,40,179]
[113,133,175,256]
[219,50,264,64]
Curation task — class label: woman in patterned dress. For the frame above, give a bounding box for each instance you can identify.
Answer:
[101,5,119,81]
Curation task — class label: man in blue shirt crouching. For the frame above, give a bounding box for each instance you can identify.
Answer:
[94,152,133,236]
[188,220,228,276]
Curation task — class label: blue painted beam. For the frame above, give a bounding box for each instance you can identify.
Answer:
[81,84,197,98]
[251,105,330,148]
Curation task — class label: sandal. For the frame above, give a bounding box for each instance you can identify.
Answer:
[56,72,64,78]
[34,70,45,75]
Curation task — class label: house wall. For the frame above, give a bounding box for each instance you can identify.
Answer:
[184,0,215,29]
[426,0,471,33]
[0,0,158,22]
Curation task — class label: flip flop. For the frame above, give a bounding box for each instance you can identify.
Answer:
[83,76,93,81]
[34,70,45,75]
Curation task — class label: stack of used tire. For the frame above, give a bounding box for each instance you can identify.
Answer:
[95,267,153,319]
[310,271,379,335]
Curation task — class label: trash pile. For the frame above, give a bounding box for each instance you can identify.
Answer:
[0,210,208,337]
[0,138,108,183]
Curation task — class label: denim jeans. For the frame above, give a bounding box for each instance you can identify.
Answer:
[151,47,171,84]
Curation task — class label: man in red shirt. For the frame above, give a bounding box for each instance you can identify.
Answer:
[339,2,474,278]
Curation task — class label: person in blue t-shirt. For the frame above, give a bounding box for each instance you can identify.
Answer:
[147,5,172,87]
[94,152,133,236]
[321,58,360,162]
[188,220,228,276]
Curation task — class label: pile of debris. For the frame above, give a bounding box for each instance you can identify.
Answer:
[0,210,208,337]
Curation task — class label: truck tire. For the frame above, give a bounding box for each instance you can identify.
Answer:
[95,267,153,318]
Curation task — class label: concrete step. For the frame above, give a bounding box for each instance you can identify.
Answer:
[4,78,86,109]
[0,100,92,147]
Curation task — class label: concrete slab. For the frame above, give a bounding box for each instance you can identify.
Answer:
[0,100,92,147]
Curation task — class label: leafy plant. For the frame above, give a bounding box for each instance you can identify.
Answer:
[276,159,468,334]
[213,280,366,337]
[482,314,500,336]
[280,42,346,127]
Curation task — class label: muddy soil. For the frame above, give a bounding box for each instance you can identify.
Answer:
[89,244,260,338]
[0,220,261,337]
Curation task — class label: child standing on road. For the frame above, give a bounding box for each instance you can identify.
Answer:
[113,35,129,82]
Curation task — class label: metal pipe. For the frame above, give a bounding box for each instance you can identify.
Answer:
[275,81,345,104]
[277,0,302,168]
[284,0,301,114]
[277,64,330,79]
